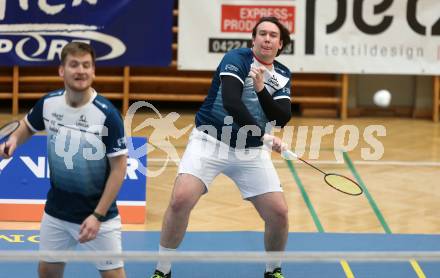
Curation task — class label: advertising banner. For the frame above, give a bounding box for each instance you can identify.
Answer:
[0,136,147,224]
[0,1,173,66]
[178,0,440,75]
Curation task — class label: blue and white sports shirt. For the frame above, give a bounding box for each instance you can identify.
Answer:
[25,89,128,224]
[195,48,291,148]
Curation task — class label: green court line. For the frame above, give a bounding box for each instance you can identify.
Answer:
[286,159,355,277]
[286,160,324,232]
[342,152,391,234]
[343,152,426,278]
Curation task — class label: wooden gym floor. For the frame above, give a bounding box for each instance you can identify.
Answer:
[1,111,438,235]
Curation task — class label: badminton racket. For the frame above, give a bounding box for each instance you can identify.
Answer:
[282,149,363,196]
[0,121,20,144]
[0,121,20,157]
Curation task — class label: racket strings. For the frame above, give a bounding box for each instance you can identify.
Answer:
[324,174,363,195]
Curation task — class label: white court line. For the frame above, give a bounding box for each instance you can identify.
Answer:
[1,250,440,262]
[346,160,440,167]
[273,159,440,167]
[147,158,440,167]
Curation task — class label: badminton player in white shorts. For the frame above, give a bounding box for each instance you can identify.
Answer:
[151,16,292,278]
[0,42,127,278]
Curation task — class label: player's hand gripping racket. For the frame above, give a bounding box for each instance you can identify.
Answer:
[0,121,20,158]
[281,149,363,196]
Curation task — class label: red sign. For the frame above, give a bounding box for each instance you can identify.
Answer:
[221,5,295,33]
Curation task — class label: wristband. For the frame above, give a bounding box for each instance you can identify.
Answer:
[92,211,106,222]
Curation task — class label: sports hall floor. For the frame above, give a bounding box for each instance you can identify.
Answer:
[0,112,439,277]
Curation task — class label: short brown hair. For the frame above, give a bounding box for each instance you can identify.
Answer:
[252,17,292,57]
[60,42,96,65]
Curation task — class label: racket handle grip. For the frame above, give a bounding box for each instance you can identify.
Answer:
[281,150,298,160]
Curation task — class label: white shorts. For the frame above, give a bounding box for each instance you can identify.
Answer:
[39,212,123,271]
[179,128,282,199]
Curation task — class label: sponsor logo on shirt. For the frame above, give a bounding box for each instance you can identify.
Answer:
[117,137,127,147]
[76,114,89,129]
[51,112,64,121]
[267,75,279,88]
[225,64,239,72]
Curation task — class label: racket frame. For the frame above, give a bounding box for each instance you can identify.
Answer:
[0,120,20,144]
[282,149,363,196]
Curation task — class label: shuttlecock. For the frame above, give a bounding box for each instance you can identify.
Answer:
[373,89,391,107]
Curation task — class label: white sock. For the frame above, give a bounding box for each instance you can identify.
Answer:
[156,244,175,274]
[265,261,282,272]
